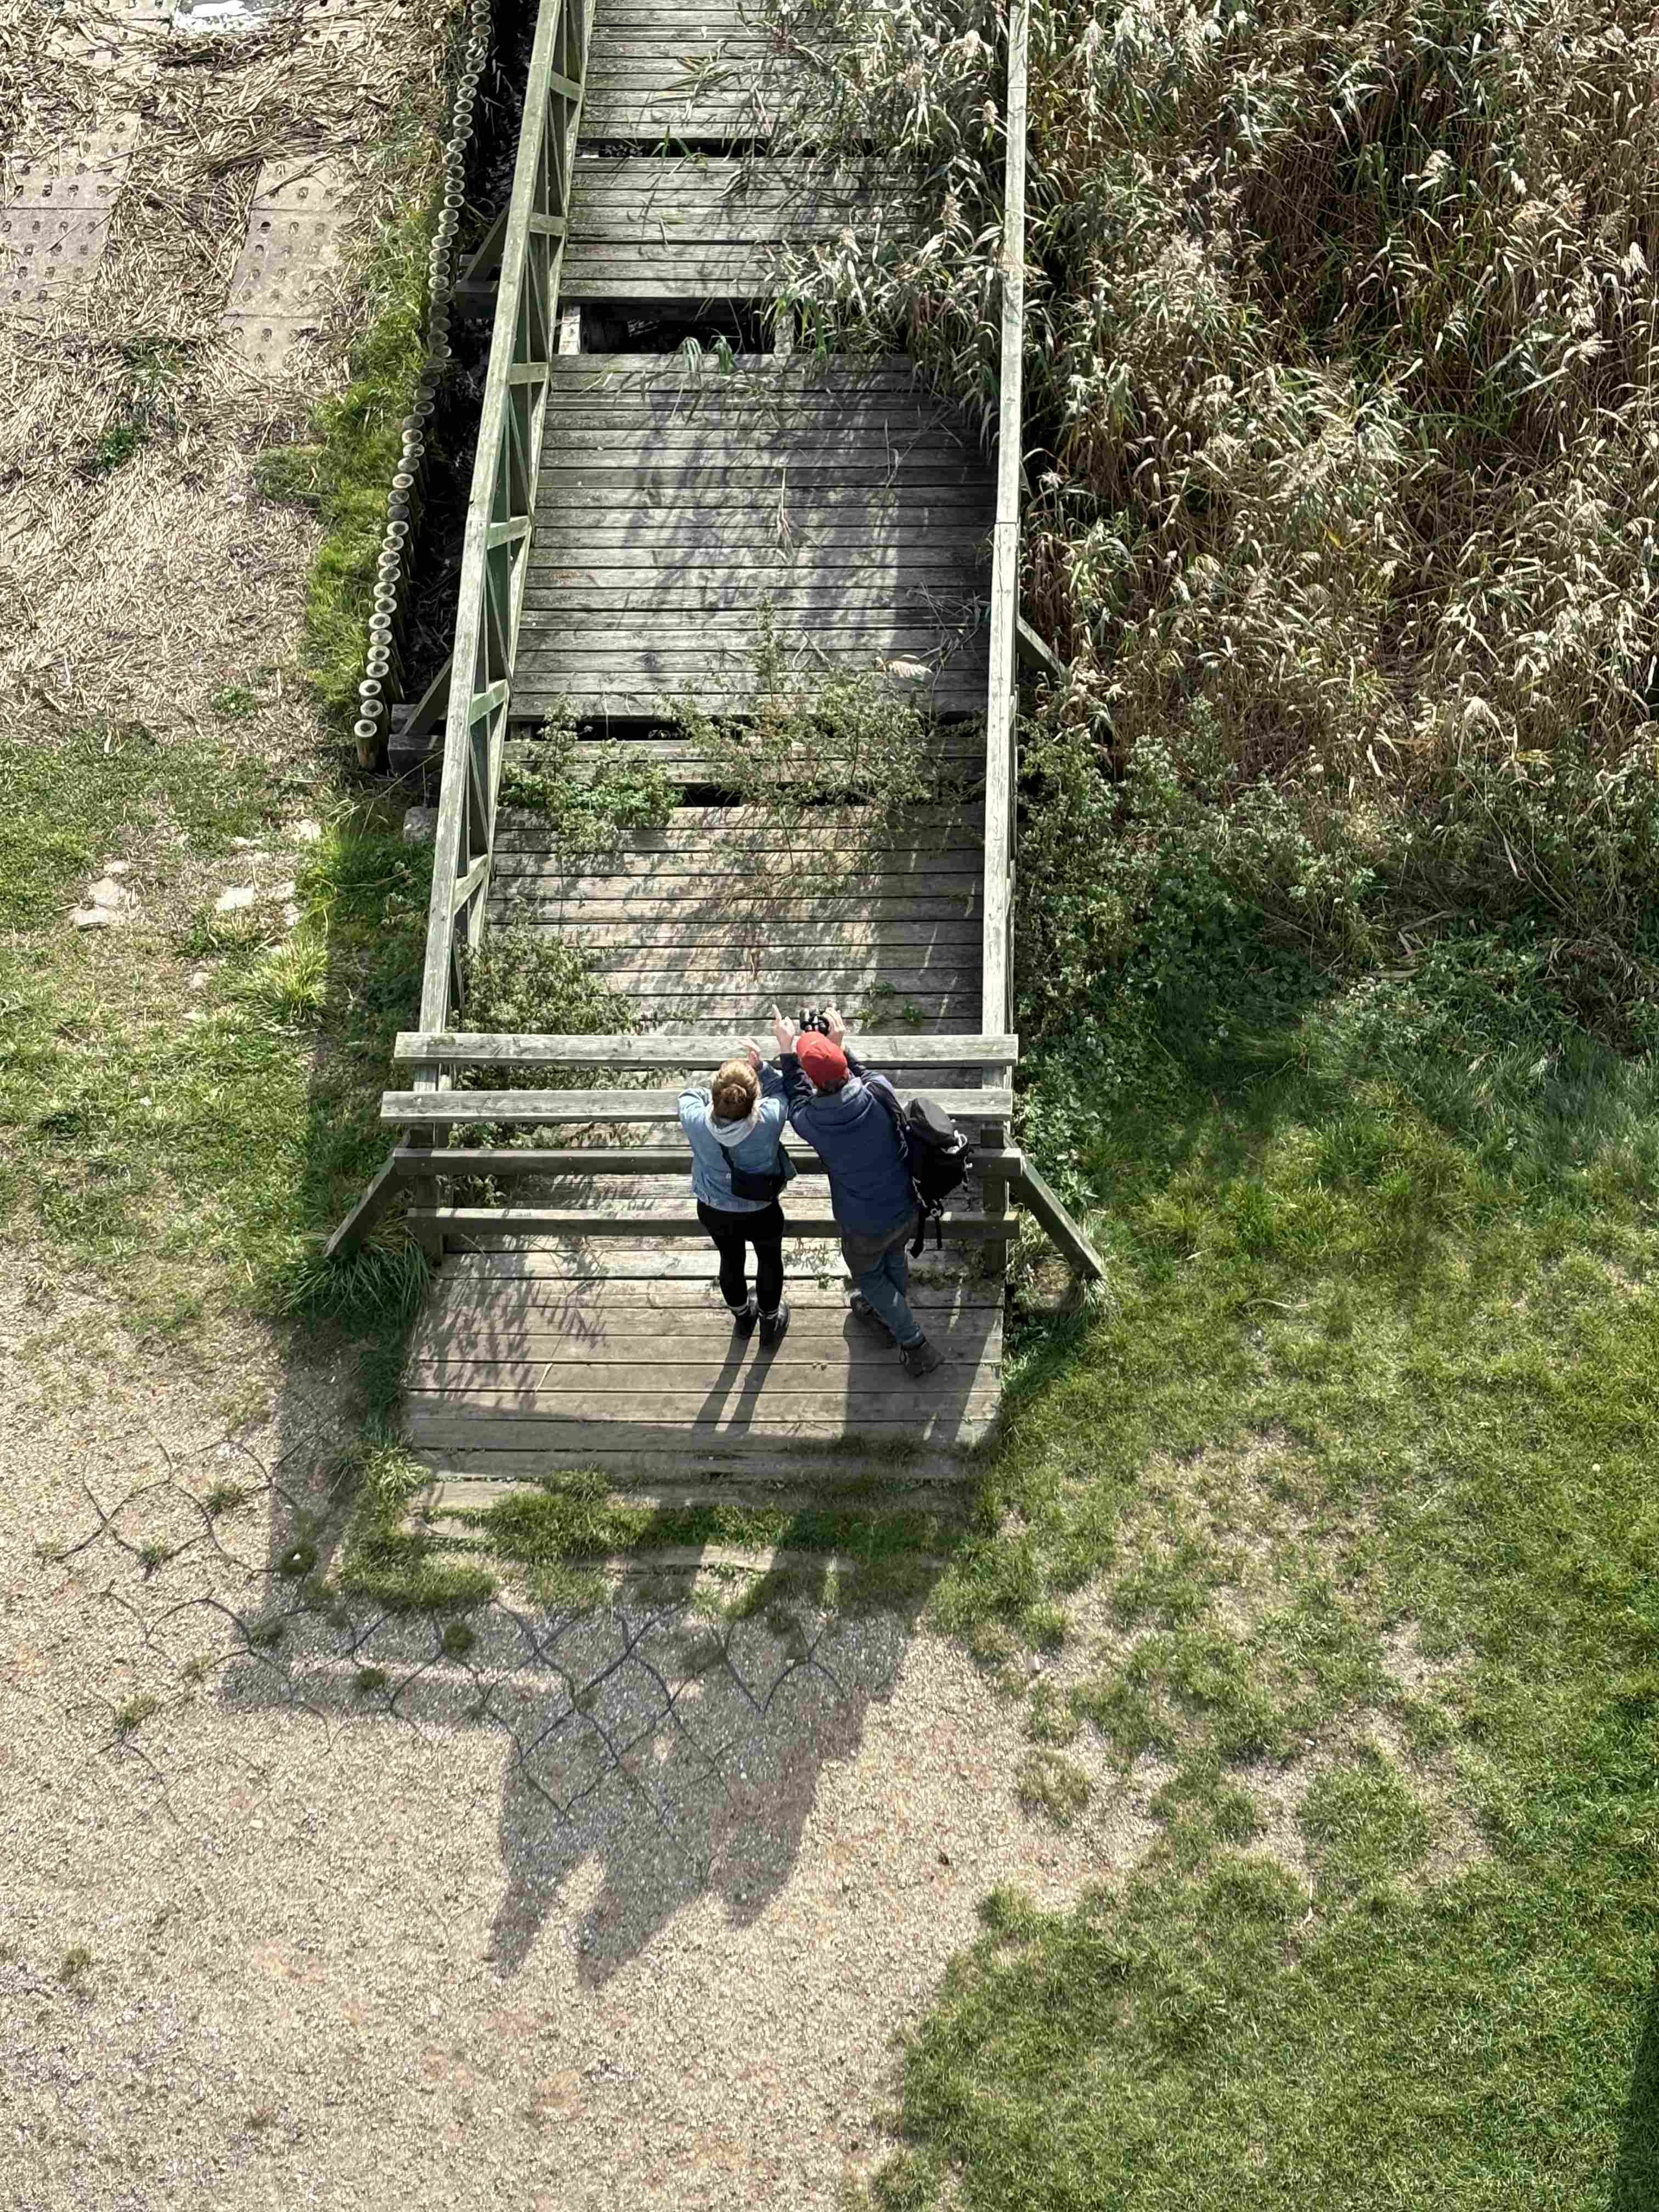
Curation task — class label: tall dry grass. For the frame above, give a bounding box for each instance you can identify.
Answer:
[769,0,1659,1022]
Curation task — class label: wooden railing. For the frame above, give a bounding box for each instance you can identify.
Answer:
[400,0,595,1255]
[978,0,1030,1269]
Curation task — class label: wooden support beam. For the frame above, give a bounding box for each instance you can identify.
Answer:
[393,1031,1019,1068]
[1015,1159,1107,1282]
[1015,613,1062,683]
[322,1150,409,1261]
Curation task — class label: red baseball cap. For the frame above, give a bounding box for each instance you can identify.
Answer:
[797,1032,849,1089]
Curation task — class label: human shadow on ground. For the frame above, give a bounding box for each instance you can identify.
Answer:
[1613,1965,1659,2212]
[74,1401,941,1992]
[198,1523,929,1988]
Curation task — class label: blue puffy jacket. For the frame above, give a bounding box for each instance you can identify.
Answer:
[678,1063,792,1212]
[780,1049,913,1235]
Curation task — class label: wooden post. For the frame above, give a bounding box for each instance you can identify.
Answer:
[980,0,1029,1278]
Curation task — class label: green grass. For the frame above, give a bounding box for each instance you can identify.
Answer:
[862,959,1659,2210]
[0,720,281,932]
[0,809,431,1322]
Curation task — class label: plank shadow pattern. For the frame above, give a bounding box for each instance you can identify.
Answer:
[564,153,900,303]
[516,356,996,723]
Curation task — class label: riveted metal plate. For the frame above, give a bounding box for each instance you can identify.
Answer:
[0,117,143,320]
[222,155,352,370]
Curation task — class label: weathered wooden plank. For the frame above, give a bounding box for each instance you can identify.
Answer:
[393,1144,1020,1177]
[500,805,982,836]
[544,352,918,380]
[415,1449,980,1485]
[538,427,974,455]
[493,894,986,922]
[488,857,985,886]
[409,1355,997,1392]
[384,1086,1013,1125]
[412,1299,1002,1344]
[588,966,980,996]
[407,1408,995,1446]
[488,917,984,949]
[519,586,986,617]
[426,1268,996,1305]
[492,820,984,852]
[493,929,986,955]
[393,1031,1015,1066]
[409,1207,1010,1239]
[507,623,984,655]
[535,480,993,507]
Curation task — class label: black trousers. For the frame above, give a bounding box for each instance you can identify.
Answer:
[697,1199,785,1315]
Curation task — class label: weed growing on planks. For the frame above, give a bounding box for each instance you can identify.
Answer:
[499,699,675,860]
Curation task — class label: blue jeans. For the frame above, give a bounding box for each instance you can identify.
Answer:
[845,1215,923,1347]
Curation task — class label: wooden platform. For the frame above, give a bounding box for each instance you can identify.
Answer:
[582,1,803,142]
[515,356,995,721]
[407,1245,1002,1483]
[564,155,891,301]
[390,0,1012,1492]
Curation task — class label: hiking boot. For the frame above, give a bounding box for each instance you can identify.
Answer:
[729,1297,758,1339]
[900,1333,943,1379]
[759,1299,791,1349]
[848,1293,891,1338]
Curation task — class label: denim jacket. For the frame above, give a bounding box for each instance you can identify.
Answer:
[678,1063,792,1213]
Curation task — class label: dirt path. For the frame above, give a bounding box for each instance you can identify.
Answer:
[1,1297,1162,2208]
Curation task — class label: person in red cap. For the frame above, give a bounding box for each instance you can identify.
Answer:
[771,1004,944,1378]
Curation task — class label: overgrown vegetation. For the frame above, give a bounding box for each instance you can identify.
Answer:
[779,0,1659,1048]
[253,2,466,738]
[668,611,947,820]
[500,699,677,859]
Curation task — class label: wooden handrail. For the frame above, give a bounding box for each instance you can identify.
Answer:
[981,0,1027,1043]
[392,1030,1018,1067]
[382,1086,1016,1125]
[392,1144,1026,1176]
[416,0,593,1044]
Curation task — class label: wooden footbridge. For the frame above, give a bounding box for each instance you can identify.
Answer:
[333,0,1099,1494]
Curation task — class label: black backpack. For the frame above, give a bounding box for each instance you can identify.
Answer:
[874,1085,975,1255]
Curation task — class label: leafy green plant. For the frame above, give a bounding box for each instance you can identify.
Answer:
[500,700,675,860]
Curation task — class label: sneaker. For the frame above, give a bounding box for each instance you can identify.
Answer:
[729,1297,758,1339]
[899,1333,943,1379]
[759,1299,791,1349]
[848,1293,891,1338]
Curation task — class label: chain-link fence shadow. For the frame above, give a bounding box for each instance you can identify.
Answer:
[60,1416,923,1984]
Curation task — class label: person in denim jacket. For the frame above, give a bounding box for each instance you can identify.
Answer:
[678,1047,794,1346]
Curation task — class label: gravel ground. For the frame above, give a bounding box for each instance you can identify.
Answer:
[1,1296,1162,2209]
